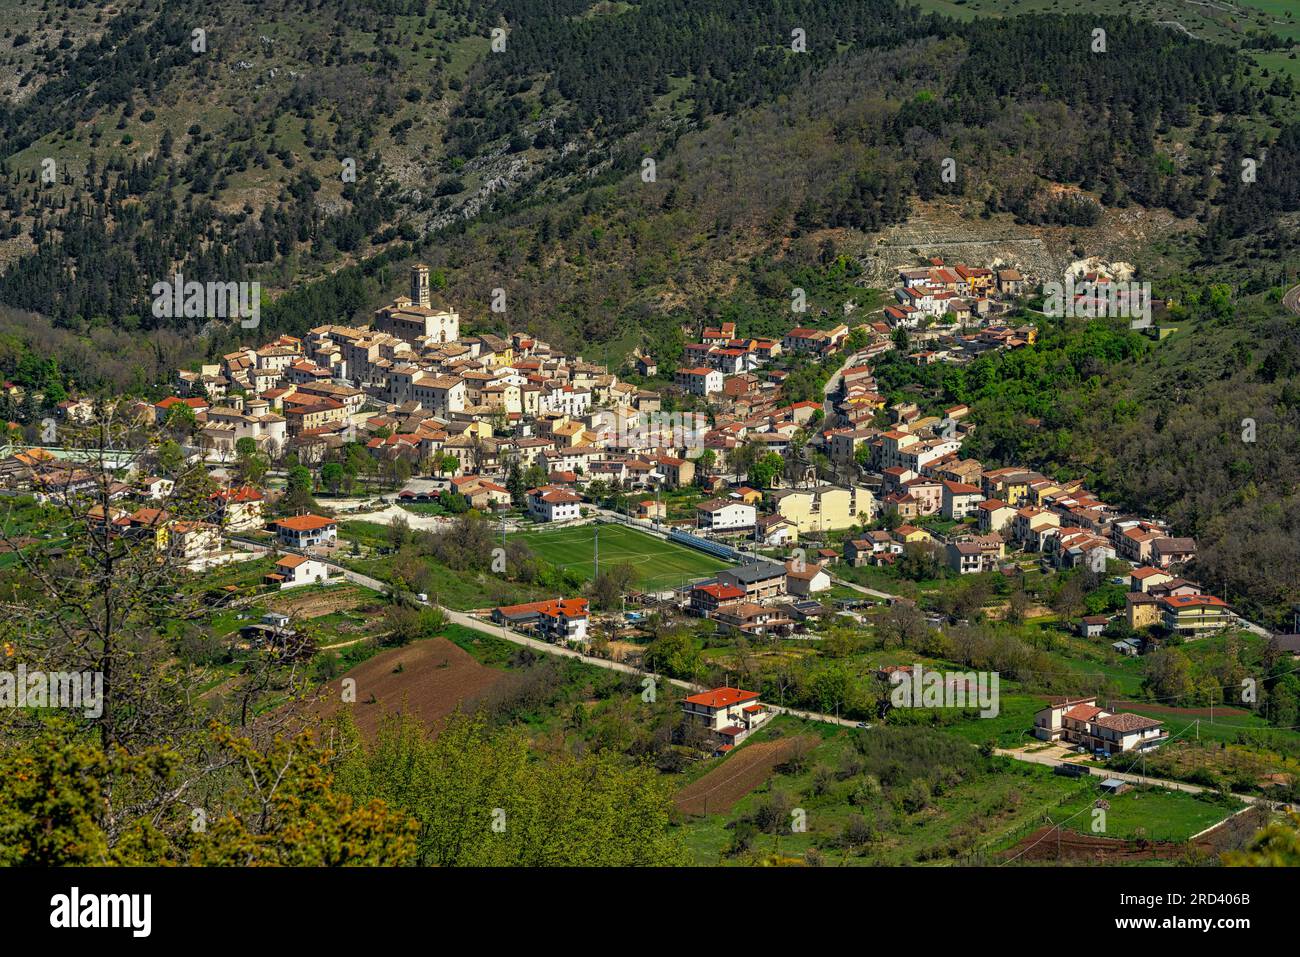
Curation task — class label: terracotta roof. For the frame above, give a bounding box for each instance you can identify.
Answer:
[535,598,587,618]
[694,583,745,601]
[1064,704,1104,722]
[683,687,760,709]
[274,514,336,532]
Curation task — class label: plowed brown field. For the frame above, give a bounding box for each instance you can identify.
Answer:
[674,735,816,816]
[312,637,506,739]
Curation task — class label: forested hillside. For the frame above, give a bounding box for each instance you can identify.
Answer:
[1,0,1299,619]
[0,3,1286,378]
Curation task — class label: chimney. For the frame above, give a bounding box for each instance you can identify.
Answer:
[411,263,431,309]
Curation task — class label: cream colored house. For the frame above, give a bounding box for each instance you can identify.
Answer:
[771,484,875,534]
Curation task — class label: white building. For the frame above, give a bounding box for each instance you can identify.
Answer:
[527,485,582,522]
[695,498,756,532]
[271,514,338,548]
[268,554,332,589]
[674,366,724,396]
[538,598,589,643]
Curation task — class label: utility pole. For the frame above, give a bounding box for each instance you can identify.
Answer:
[594,521,600,582]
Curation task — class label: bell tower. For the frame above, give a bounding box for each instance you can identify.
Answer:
[411,263,431,309]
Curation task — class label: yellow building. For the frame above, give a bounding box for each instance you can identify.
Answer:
[981,468,1034,507]
[771,485,875,534]
[893,524,933,545]
[1161,595,1234,637]
[1126,593,1162,630]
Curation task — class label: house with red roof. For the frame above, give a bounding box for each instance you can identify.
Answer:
[689,582,746,617]
[210,486,266,531]
[270,513,337,548]
[680,686,770,749]
[154,395,209,424]
[526,485,582,522]
[265,553,333,589]
[537,597,589,643]
[1160,593,1233,638]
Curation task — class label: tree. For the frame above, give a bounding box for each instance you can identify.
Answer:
[506,462,527,506]
[1051,575,1086,621]
[282,465,316,511]
[156,439,185,474]
[321,462,344,494]
[235,438,268,487]
[381,602,446,647]
[0,721,418,866]
[643,629,701,679]
[589,561,636,612]
[1143,646,1195,704]
[334,712,687,866]
[749,452,784,489]
[1224,812,1300,866]
[164,403,197,435]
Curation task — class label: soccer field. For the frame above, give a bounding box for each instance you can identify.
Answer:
[518,523,733,592]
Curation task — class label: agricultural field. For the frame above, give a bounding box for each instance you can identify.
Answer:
[517,522,733,593]
[675,736,819,816]
[311,634,509,740]
[1048,785,1242,844]
[671,716,1248,866]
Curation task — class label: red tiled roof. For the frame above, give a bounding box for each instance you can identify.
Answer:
[1063,704,1104,722]
[537,598,588,618]
[212,486,264,503]
[683,687,760,709]
[694,583,745,601]
[274,514,335,532]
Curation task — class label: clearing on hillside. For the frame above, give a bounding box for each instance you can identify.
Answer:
[312,636,507,740]
[519,522,732,592]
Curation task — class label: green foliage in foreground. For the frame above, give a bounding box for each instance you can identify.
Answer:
[0,711,687,867]
[0,721,417,866]
[334,711,689,867]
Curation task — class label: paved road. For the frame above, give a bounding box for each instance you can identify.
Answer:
[995,746,1279,809]
[821,349,870,427]
[236,534,1285,804]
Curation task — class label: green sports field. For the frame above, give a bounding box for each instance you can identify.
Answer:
[518,522,733,592]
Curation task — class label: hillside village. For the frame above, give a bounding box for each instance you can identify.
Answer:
[0,259,1281,765]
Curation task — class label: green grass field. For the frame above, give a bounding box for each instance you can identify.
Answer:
[1050,786,1241,844]
[518,522,733,592]
[671,717,1244,865]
